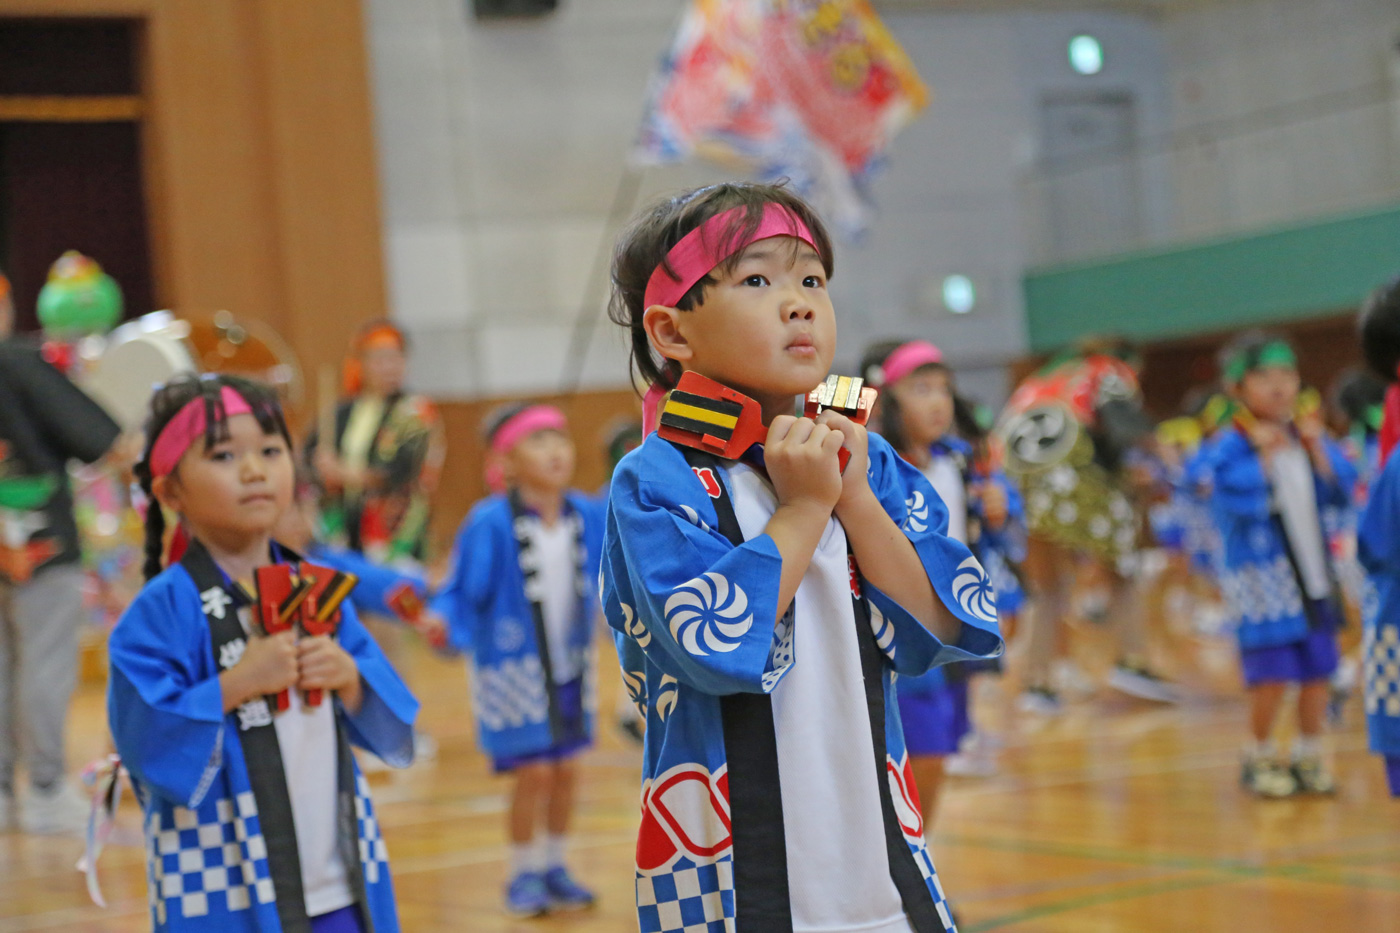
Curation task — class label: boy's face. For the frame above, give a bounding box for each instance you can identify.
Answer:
[675,236,836,406]
[361,344,406,396]
[508,429,575,493]
[1238,365,1299,422]
[891,367,954,447]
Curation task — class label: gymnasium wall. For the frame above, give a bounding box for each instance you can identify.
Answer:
[0,0,389,401]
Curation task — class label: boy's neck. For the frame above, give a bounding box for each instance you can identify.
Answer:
[755,392,798,426]
[516,483,566,525]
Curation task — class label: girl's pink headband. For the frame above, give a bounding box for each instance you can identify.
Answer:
[881,340,945,387]
[643,203,818,311]
[485,405,569,492]
[149,386,254,477]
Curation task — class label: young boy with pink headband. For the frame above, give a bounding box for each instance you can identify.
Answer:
[600,182,1002,933]
[431,402,604,916]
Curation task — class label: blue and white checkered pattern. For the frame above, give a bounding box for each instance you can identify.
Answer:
[907,841,956,932]
[1220,555,1304,626]
[144,791,274,925]
[355,774,390,885]
[471,655,549,731]
[1366,623,1400,718]
[637,857,735,933]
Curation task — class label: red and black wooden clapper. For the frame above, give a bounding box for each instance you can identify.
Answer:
[252,565,314,714]
[297,564,358,708]
[805,374,879,470]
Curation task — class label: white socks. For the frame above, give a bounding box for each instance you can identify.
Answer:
[1293,736,1323,761]
[511,835,568,876]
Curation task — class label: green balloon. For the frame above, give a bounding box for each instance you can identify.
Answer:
[37,268,123,336]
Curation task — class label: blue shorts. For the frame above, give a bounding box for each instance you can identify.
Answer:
[1239,626,1340,687]
[1387,755,1400,798]
[897,678,970,757]
[311,906,365,933]
[491,679,591,773]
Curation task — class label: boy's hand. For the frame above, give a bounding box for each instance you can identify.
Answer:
[814,409,871,511]
[978,482,1009,530]
[297,637,359,693]
[766,415,844,514]
[415,611,451,651]
[221,631,297,711]
[1247,421,1288,459]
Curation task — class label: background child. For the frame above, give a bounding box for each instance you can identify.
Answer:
[108,374,418,932]
[1357,277,1400,796]
[868,338,1024,799]
[601,182,1002,933]
[431,403,603,917]
[1199,333,1356,798]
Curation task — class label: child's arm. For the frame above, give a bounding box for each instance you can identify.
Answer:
[108,584,237,809]
[428,505,498,653]
[819,412,952,641]
[1359,453,1400,575]
[762,415,847,622]
[333,601,419,767]
[1205,432,1272,519]
[219,632,298,712]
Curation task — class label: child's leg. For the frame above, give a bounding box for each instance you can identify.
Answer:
[545,758,577,842]
[1248,682,1288,744]
[508,762,551,869]
[910,754,946,832]
[1022,536,1067,696]
[540,757,595,905]
[1297,679,1329,739]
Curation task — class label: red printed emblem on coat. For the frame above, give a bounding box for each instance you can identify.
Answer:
[848,555,862,598]
[692,467,722,499]
[636,763,732,874]
[886,752,924,843]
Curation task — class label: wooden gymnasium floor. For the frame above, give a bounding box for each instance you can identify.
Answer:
[2,601,1399,933]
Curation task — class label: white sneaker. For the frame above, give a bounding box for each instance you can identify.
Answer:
[21,781,91,836]
[1051,659,1097,698]
[1108,663,1180,704]
[0,790,15,831]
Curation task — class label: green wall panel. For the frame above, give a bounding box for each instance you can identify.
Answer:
[1024,203,1400,352]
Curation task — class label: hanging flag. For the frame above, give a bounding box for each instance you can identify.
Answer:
[634,0,929,239]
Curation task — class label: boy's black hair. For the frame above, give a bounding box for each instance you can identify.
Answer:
[861,342,984,456]
[1332,366,1387,434]
[482,401,534,443]
[133,374,292,582]
[608,181,834,392]
[1218,329,1295,385]
[1359,276,1400,384]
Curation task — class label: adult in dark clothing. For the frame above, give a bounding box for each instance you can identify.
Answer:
[0,274,121,833]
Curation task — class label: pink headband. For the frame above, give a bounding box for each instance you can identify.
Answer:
[149,386,254,477]
[643,203,818,311]
[881,340,944,387]
[485,405,569,492]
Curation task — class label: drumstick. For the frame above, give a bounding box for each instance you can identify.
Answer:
[317,365,337,454]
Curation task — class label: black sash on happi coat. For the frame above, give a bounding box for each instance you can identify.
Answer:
[675,446,948,933]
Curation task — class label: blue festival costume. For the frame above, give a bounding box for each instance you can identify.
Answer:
[431,490,604,769]
[304,544,429,623]
[1199,426,1356,683]
[1358,449,1400,796]
[108,541,419,933]
[898,437,1023,756]
[601,430,1003,933]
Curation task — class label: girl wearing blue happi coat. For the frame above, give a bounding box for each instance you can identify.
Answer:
[1358,278,1400,798]
[109,375,418,933]
[1197,334,1356,799]
[601,183,1003,933]
[430,403,604,917]
[865,339,1025,816]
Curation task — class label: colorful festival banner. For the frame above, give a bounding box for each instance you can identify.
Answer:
[634,0,930,239]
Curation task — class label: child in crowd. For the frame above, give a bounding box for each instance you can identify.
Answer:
[431,403,603,916]
[601,181,1002,933]
[1357,277,1400,797]
[1198,334,1356,798]
[868,339,1023,798]
[109,374,418,932]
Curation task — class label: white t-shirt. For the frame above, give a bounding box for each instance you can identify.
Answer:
[729,463,914,933]
[1267,441,1332,600]
[531,516,583,683]
[921,455,967,546]
[238,609,354,919]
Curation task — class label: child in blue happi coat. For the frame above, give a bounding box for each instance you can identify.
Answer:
[1357,277,1400,797]
[109,374,419,933]
[431,403,604,916]
[867,339,1024,807]
[600,182,1003,933]
[1197,333,1356,798]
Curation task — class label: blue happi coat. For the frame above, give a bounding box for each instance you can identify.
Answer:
[108,565,418,932]
[1358,447,1400,784]
[902,436,1024,696]
[431,491,604,759]
[1199,426,1356,650]
[601,431,1003,933]
[305,543,429,621]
